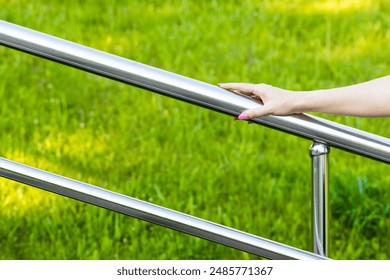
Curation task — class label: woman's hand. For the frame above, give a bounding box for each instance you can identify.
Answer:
[219,83,306,120]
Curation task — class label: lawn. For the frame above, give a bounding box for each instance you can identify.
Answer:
[0,0,389,259]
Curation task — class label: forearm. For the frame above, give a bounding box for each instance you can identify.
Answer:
[297,76,390,117]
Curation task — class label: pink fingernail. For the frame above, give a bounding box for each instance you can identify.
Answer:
[237,113,249,120]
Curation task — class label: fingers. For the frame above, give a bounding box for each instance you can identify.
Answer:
[219,82,259,96]
[220,82,277,120]
[219,83,268,120]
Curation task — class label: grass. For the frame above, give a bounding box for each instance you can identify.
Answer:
[0,0,389,259]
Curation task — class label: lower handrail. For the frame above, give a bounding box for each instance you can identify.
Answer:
[0,157,327,260]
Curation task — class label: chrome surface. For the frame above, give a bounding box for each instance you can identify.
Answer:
[1,20,390,163]
[0,157,326,260]
[310,142,330,256]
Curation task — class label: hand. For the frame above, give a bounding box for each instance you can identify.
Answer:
[219,83,305,120]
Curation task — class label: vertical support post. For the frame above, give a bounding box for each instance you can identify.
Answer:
[310,141,330,257]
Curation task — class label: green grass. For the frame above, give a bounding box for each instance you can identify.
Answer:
[0,0,389,259]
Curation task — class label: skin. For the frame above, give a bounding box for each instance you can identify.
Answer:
[219,75,390,119]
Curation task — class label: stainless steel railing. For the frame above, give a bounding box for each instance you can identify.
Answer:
[0,20,389,259]
[1,20,389,163]
[0,157,325,260]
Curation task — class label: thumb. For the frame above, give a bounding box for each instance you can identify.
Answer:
[236,106,270,120]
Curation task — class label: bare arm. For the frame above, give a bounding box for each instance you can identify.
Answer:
[219,75,390,119]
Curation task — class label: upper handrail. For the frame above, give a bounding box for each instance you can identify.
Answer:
[1,20,390,163]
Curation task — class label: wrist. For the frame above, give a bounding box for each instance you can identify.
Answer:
[296,90,328,114]
[290,91,314,114]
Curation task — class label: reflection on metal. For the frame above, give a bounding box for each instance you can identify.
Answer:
[0,157,326,260]
[1,20,390,163]
[310,142,330,257]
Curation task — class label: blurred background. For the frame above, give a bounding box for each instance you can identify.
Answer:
[0,0,389,259]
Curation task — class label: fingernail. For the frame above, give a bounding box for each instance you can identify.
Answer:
[237,113,249,120]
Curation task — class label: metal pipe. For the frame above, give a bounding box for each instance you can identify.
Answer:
[310,142,330,256]
[0,157,326,260]
[1,20,390,163]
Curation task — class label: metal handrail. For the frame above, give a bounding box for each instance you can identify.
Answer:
[1,20,390,163]
[0,157,326,260]
[0,20,388,259]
